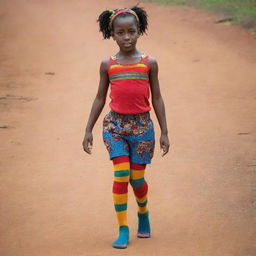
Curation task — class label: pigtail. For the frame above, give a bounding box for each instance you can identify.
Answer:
[97,10,113,39]
[131,6,148,35]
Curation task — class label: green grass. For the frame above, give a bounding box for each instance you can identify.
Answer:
[146,0,256,30]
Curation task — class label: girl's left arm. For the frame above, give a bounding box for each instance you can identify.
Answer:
[149,57,170,156]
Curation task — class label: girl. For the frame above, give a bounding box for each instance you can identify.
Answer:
[82,6,170,249]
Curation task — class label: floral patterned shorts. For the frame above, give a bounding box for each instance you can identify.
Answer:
[102,111,155,164]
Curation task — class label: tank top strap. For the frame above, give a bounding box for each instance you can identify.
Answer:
[140,53,149,67]
[109,55,118,65]
[141,52,147,59]
[107,55,118,72]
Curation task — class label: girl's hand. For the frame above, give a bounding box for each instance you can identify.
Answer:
[82,132,93,154]
[160,134,170,157]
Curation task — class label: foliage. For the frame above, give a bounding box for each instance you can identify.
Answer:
[146,0,256,29]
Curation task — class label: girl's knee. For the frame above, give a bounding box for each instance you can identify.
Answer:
[130,178,145,189]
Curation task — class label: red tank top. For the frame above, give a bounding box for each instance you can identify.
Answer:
[107,54,151,114]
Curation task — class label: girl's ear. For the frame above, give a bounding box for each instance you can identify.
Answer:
[136,26,141,38]
[111,31,115,40]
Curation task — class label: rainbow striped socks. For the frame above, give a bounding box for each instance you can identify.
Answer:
[130,163,151,238]
[112,156,130,249]
[111,156,151,249]
[137,211,151,238]
[112,225,129,249]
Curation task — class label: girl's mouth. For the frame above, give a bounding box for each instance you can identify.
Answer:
[124,43,132,47]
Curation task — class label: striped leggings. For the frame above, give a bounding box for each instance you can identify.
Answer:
[112,155,148,226]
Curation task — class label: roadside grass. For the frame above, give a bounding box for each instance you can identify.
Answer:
[146,0,256,33]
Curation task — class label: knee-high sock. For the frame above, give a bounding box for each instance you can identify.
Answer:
[112,156,130,226]
[130,163,148,214]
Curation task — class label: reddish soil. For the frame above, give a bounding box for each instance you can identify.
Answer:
[0,0,255,255]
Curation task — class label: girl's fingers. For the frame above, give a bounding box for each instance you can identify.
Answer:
[88,144,92,154]
[86,145,91,154]
[87,141,92,154]
[83,139,92,154]
[161,144,169,156]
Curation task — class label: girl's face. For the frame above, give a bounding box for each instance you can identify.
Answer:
[112,15,140,52]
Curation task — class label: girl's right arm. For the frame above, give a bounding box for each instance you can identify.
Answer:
[82,58,109,154]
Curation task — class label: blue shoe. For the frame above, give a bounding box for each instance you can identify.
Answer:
[137,212,151,238]
[112,225,129,249]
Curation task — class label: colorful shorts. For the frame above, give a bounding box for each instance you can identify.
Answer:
[102,111,155,164]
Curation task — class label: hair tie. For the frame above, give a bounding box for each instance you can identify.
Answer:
[109,8,140,29]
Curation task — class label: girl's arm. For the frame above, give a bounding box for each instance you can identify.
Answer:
[82,58,109,154]
[149,57,170,156]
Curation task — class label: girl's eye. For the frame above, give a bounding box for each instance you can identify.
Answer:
[117,32,123,35]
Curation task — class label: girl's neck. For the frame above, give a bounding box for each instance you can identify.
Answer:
[117,48,141,59]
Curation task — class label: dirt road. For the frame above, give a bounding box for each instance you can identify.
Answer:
[0,0,256,255]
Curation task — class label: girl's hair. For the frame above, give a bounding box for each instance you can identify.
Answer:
[97,6,148,39]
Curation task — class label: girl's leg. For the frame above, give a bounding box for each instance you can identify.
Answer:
[130,163,151,238]
[112,155,130,249]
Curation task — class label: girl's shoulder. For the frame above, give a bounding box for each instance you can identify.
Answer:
[99,57,110,73]
[136,53,158,68]
[101,56,110,64]
[143,55,158,71]
[146,55,158,63]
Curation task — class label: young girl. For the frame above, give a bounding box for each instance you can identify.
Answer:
[82,6,170,249]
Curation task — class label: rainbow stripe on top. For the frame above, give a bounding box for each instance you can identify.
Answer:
[108,56,149,82]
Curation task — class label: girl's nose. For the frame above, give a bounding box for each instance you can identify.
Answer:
[124,33,130,40]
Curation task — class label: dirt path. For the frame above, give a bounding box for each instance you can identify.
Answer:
[0,0,255,255]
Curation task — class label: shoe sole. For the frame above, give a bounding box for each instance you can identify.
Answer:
[112,243,128,249]
[137,233,151,238]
